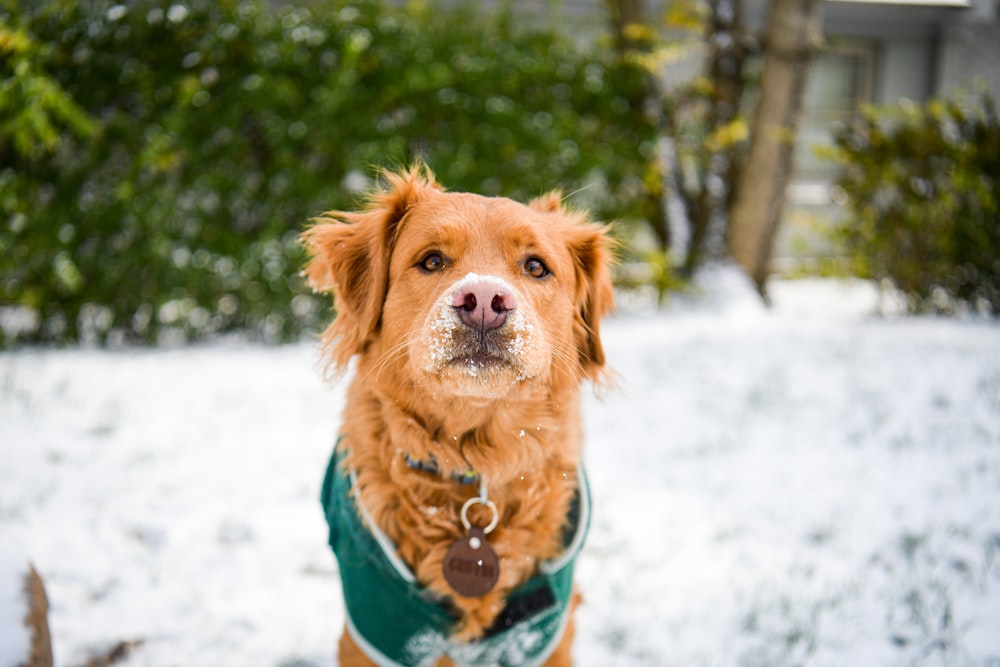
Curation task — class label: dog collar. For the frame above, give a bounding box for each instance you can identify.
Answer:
[404,453,480,486]
[321,439,590,667]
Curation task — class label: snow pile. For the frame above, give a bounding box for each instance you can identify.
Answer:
[1,272,998,666]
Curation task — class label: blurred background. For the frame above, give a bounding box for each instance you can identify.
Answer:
[2,3,1000,666]
[1,0,997,348]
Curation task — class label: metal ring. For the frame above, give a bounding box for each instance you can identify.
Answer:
[460,496,499,535]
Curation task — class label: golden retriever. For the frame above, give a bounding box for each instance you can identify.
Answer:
[303,165,613,667]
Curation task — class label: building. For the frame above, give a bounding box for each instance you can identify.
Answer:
[778,0,1000,267]
[509,0,999,266]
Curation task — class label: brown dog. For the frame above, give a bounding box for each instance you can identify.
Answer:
[303,165,613,667]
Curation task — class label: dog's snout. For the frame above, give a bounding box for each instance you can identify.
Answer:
[452,280,516,332]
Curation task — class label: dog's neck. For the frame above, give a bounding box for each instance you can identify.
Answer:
[355,375,580,488]
[340,364,583,639]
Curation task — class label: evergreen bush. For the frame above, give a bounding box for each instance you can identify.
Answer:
[830,93,1000,314]
[1,0,652,346]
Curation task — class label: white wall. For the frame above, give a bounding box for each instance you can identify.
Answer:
[937,22,1000,99]
[877,36,935,104]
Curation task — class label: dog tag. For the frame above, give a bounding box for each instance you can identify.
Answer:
[443,527,500,598]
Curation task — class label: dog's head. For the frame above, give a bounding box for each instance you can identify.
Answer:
[303,165,614,400]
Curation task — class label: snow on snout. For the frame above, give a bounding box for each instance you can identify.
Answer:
[416,273,544,379]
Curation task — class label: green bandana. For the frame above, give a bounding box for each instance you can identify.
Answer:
[320,441,591,667]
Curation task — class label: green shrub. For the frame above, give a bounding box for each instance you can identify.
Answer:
[830,93,1000,314]
[1,0,653,346]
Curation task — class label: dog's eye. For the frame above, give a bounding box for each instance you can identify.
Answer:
[419,252,445,273]
[524,257,550,279]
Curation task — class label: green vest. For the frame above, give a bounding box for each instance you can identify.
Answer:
[320,441,591,667]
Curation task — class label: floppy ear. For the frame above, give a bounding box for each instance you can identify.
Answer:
[302,165,441,372]
[568,221,616,383]
[531,191,616,383]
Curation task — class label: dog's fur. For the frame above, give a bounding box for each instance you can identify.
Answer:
[303,165,613,667]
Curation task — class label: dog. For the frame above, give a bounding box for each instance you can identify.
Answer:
[303,165,614,667]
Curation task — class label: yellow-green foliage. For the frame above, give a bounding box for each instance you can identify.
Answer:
[830,93,1000,314]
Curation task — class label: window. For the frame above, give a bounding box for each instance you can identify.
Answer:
[795,41,874,182]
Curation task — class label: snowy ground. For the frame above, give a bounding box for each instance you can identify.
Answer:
[2,272,999,667]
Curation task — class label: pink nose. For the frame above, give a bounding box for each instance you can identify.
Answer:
[451,280,516,332]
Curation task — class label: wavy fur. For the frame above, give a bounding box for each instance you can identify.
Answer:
[303,166,614,666]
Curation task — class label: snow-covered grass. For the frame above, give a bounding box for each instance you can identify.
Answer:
[2,272,999,666]
[0,542,31,667]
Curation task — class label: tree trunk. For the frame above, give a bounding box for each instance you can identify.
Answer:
[727,0,822,296]
[682,0,749,276]
[606,0,644,53]
[604,0,672,253]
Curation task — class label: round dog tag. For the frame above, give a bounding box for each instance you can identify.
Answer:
[443,527,500,598]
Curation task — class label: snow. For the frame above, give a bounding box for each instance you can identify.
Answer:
[0,540,31,667]
[2,270,999,666]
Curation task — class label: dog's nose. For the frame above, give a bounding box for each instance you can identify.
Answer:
[451,280,516,332]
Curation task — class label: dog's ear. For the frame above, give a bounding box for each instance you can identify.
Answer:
[302,165,441,372]
[531,192,616,383]
[568,221,616,383]
[528,190,564,214]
